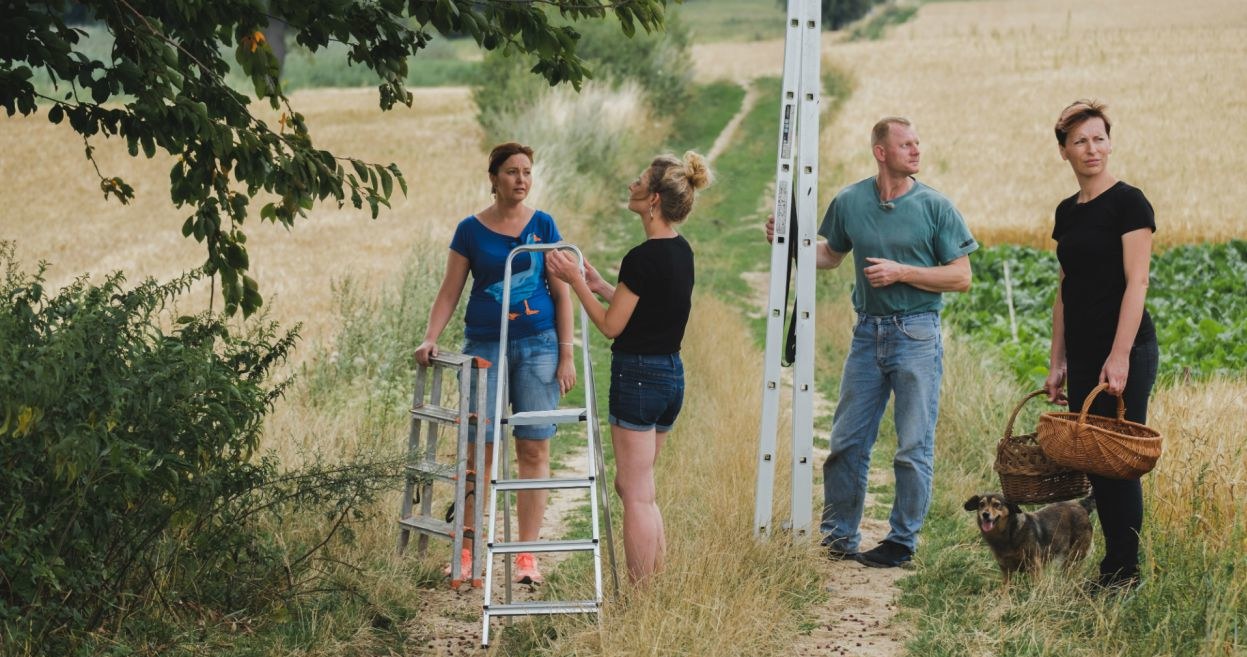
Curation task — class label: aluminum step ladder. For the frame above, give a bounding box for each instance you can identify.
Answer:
[481,242,618,647]
[754,0,822,539]
[397,350,488,589]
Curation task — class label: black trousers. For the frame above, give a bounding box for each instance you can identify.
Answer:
[1066,337,1159,583]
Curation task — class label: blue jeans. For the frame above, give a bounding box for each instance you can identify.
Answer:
[820,311,943,552]
[463,329,560,442]
[608,352,685,432]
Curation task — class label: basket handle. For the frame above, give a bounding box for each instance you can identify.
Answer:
[1003,389,1048,440]
[1077,383,1126,426]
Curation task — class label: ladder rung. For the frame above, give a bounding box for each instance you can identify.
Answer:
[502,408,586,425]
[492,477,593,491]
[405,462,471,482]
[397,515,454,537]
[411,404,462,424]
[424,352,475,368]
[484,600,599,617]
[488,538,596,554]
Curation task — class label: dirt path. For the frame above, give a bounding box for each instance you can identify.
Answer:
[409,448,595,655]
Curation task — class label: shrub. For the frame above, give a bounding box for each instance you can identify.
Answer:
[0,245,399,652]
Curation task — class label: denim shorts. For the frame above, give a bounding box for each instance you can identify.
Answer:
[462,328,560,442]
[609,352,684,432]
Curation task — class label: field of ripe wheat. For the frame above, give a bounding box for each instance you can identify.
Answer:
[819,0,1247,247]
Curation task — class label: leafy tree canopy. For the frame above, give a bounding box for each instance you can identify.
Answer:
[0,0,674,315]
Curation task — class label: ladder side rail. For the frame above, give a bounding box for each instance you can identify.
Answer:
[397,359,431,554]
[568,248,608,605]
[448,358,472,585]
[482,247,519,637]
[470,360,489,586]
[417,365,446,555]
[788,0,822,539]
[754,0,808,538]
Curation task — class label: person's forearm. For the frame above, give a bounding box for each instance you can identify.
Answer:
[589,277,615,301]
[570,277,612,336]
[901,260,971,293]
[553,279,575,359]
[1049,295,1066,369]
[423,294,457,343]
[1108,281,1148,361]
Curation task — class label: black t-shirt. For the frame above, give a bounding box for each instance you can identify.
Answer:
[612,235,694,354]
[1052,181,1157,360]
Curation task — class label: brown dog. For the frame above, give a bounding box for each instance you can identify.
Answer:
[963,493,1096,585]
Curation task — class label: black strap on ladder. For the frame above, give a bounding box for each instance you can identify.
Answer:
[782,191,799,367]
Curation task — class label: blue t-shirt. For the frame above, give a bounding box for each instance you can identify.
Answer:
[449,211,562,341]
[818,177,978,316]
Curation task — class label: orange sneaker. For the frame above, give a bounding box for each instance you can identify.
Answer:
[443,548,473,580]
[513,552,543,585]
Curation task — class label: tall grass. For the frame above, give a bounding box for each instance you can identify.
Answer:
[905,332,1247,657]
[533,296,823,657]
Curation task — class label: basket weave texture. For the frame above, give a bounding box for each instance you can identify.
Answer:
[994,390,1090,503]
[1037,383,1162,479]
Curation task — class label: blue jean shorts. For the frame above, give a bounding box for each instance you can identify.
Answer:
[609,352,684,432]
[463,328,560,442]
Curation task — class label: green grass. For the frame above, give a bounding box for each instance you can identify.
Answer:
[666,81,748,155]
[848,3,920,41]
[675,0,789,42]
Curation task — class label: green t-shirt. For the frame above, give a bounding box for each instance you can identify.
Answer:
[818,176,978,316]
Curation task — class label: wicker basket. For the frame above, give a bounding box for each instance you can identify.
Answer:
[994,390,1090,503]
[1036,383,1163,479]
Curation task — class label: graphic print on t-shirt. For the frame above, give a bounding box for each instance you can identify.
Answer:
[483,234,545,320]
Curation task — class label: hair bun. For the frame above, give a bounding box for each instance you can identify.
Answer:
[683,151,713,191]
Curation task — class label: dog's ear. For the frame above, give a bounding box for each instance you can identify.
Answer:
[963,495,981,511]
[1005,500,1023,515]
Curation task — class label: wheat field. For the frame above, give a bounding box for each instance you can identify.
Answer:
[0,86,484,348]
[819,0,1247,247]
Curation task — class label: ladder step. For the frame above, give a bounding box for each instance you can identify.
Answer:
[424,352,476,368]
[405,461,460,481]
[492,477,593,491]
[484,600,599,617]
[411,404,462,424]
[397,515,454,538]
[488,539,597,554]
[503,408,586,426]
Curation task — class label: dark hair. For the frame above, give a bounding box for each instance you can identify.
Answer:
[487,142,534,176]
[645,151,713,223]
[1054,100,1111,146]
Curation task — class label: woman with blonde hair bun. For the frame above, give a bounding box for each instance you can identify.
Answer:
[547,151,712,584]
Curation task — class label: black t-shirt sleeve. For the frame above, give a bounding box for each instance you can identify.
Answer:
[1117,187,1157,235]
[617,249,647,298]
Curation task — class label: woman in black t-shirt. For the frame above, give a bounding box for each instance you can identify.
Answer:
[547,151,712,584]
[1044,100,1159,592]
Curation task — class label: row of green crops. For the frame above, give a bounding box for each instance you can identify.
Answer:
[943,240,1247,387]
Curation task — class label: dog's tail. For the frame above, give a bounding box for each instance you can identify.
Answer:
[1079,495,1096,515]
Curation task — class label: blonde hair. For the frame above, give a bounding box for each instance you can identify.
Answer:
[871,116,912,146]
[646,151,713,223]
[1055,100,1111,146]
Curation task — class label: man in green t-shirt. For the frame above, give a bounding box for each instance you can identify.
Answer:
[767,117,978,568]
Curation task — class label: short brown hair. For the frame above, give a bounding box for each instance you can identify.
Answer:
[1054,100,1111,146]
[871,117,912,146]
[487,142,534,176]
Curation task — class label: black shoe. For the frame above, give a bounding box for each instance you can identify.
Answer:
[854,540,913,568]
[821,537,858,561]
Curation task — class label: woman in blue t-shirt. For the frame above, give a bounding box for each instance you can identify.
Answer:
[546,151,712,584]
[1043,101,1158,592]
[416,142,577,585]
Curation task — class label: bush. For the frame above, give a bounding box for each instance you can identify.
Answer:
[474,13,692,144]
[0,246,399,652]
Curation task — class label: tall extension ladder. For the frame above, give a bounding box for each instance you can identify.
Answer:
[481,242,618,647]
[754,0,822,539]
[397,351,488,589]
